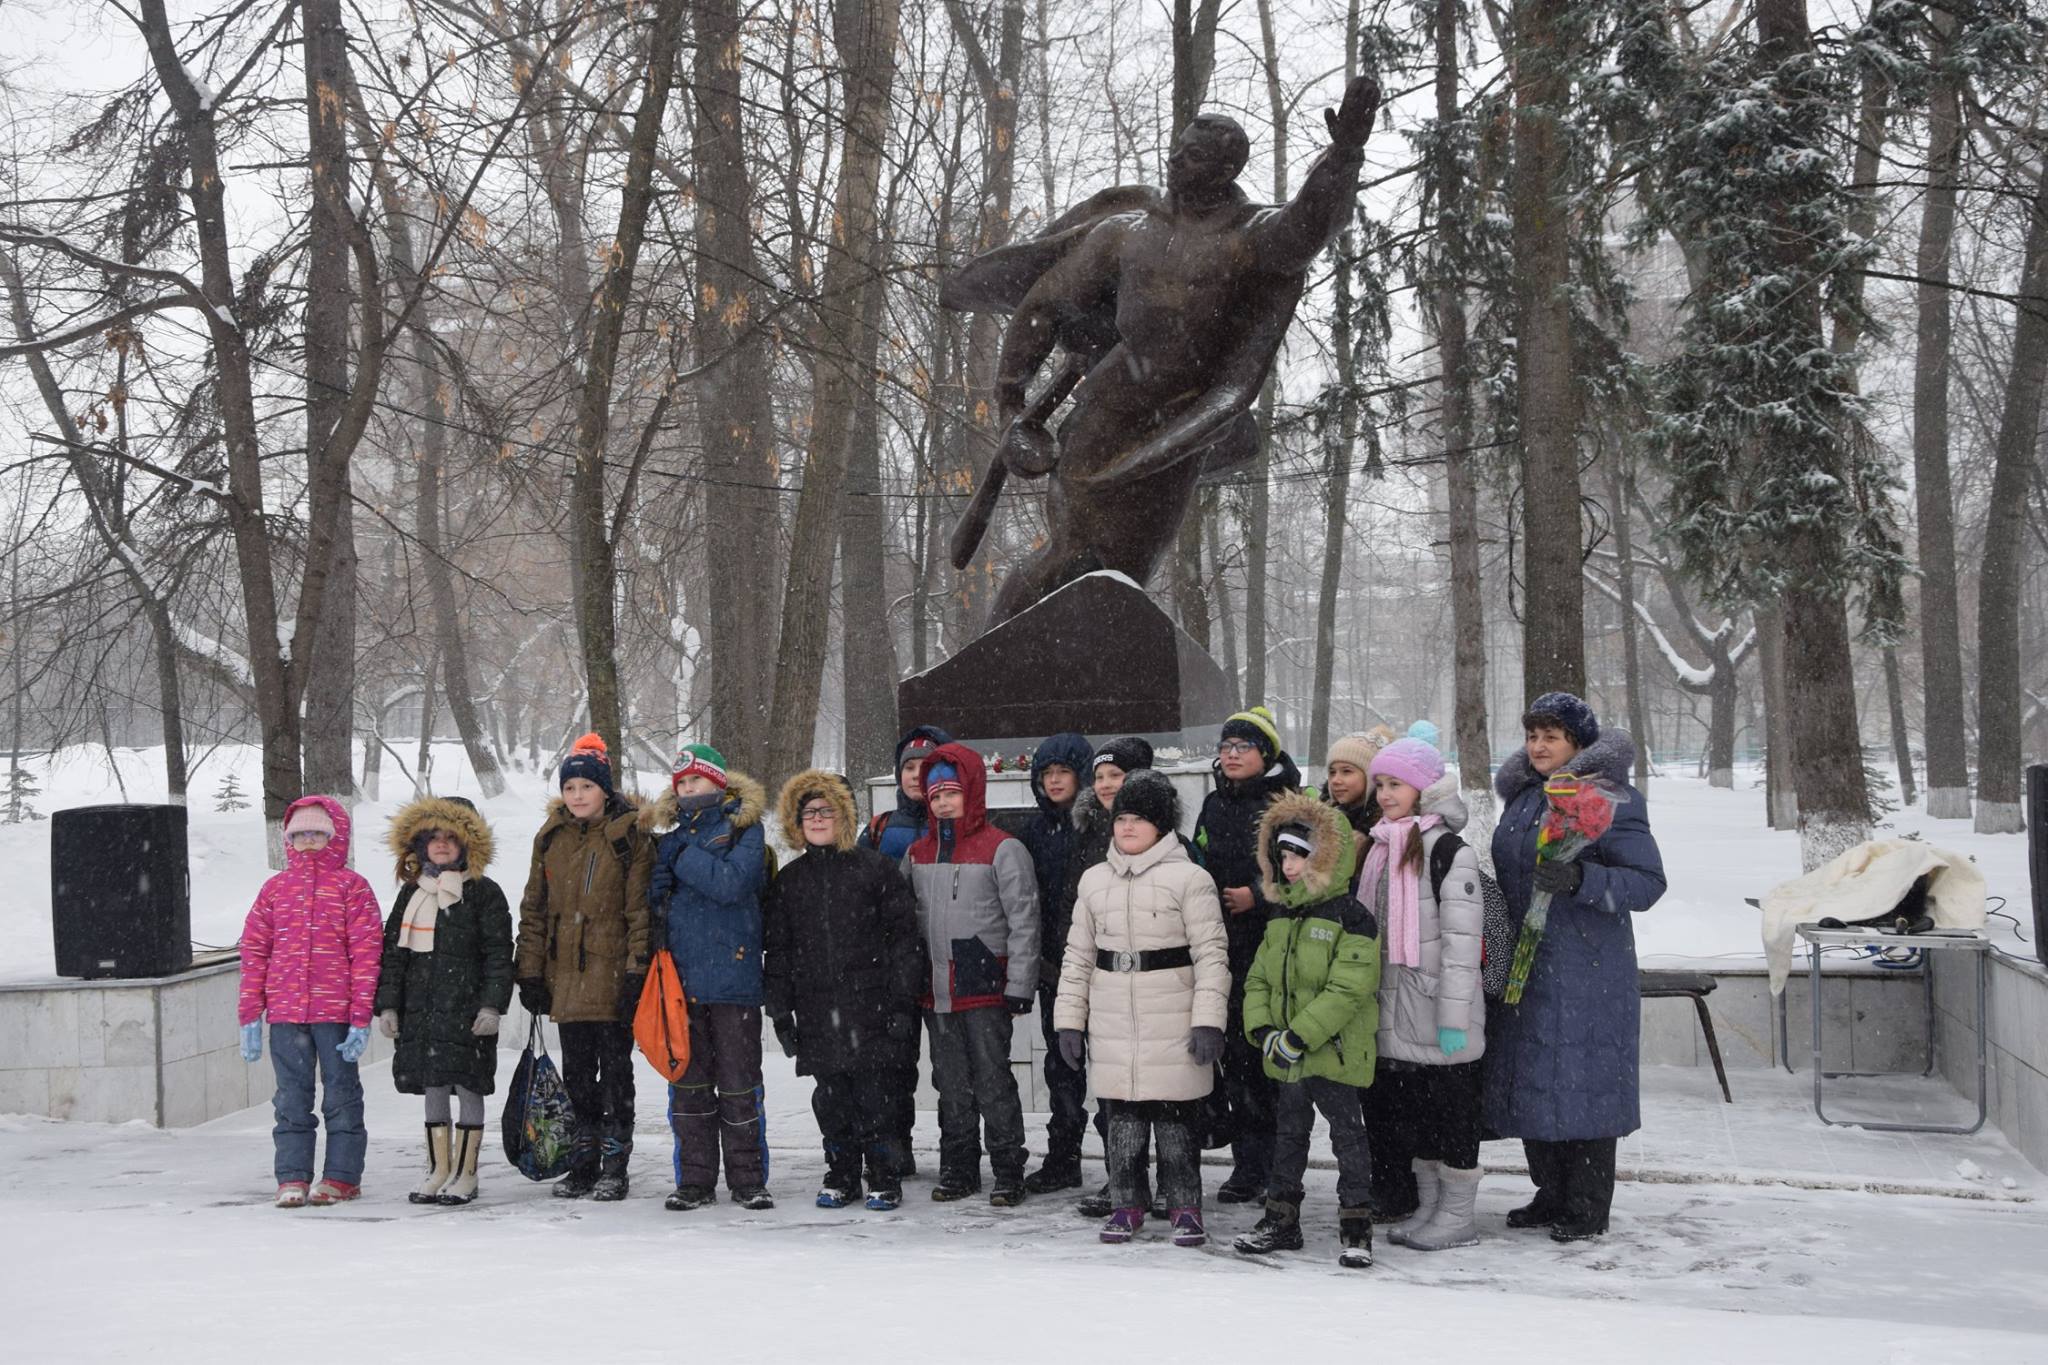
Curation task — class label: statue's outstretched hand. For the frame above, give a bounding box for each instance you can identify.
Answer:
[1325,74,1382,150]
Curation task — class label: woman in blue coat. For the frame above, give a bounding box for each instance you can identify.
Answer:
[1485,691,1664,1242]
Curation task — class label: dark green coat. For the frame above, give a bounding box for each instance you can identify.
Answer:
[374,875,515,1095]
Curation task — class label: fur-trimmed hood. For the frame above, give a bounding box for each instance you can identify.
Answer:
[1257,791,1357,906]
[387,795,495,882]
[637,771,767,836]
[776,768,858,852]
[1417,772,1470,833]
[1070,786,1111,833]
[1493,729,1639,803]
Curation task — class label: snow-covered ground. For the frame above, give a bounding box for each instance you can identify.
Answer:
[0,742,2036,980]
[5,1046,2047,1363]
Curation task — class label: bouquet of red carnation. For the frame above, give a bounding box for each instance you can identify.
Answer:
[1502,772,1624,1005]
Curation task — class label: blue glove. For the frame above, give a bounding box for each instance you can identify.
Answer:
[239,1022,263,1063]
[336,1025,370,1063]
[1438,1026,1469,1057]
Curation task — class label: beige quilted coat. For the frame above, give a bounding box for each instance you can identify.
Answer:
[1054,835,1229,1101]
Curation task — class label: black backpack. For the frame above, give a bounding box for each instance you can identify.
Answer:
[1428,832,1513,1000]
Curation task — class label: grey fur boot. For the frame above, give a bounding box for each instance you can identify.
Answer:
[1388,1159,1442,1247]
[1403,1164,1481,1250]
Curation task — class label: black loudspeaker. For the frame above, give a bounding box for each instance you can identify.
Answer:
[2029,766,2048,965]
[51,803,192,979]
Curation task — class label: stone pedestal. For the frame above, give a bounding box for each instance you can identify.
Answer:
[895,571,1233,746]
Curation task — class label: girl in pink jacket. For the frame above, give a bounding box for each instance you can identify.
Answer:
[237,795,384,1206]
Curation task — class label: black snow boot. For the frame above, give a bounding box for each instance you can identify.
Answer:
[1233,1199,1305,1255]
[1338,1212,1376,1269]
[665,1184,716,1211]
[552,1132,601,1199]
[930,1171,982,1202]
[589,1130,632,1201]
[1024,1156,1083,1195]
[988,1174,1028,1208]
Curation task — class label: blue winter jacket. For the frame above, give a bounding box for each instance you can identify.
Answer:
[645,774,770,1006]
[1483,731,1665,1141]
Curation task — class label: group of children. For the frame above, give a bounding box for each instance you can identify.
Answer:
[237,690,1662,1263]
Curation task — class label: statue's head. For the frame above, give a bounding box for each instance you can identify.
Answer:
[1167,113,1250,197]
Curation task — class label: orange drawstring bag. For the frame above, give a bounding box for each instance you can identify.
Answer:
[633,949,691,1082]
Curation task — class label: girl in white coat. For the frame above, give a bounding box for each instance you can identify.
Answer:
[1054,770,1230,1247]
[1362,737,1488,1250]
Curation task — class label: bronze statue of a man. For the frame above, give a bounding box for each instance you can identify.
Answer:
[943,75,1382,626]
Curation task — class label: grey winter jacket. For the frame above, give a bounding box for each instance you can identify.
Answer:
[1370,775,1486,1065]
[900,742,1041,1013]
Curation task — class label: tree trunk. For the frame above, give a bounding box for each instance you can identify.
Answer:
[765,0,903,782]
[1246,0,1287,709]
[137,0,299,850]
[1910,13,1971,818]
[940,0,1024,626]
[1605,445,1651,789]
[695,0,782,774]
[1310,0,1364,762]
[1972,155,2048,834]
[1757,602,1799,830]
[1754,0,1868,867]
[338,62,505,799]
[1882,645,1918,809]
[1432,0,1491,827]
[839,207,901,787]
[300,0,358,802]
[1509,0,1584,698]
[570,0,686,761]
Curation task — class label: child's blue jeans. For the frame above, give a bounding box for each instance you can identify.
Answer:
[269,1022,366,1185]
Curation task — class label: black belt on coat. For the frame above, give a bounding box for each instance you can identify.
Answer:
[1096,946,1193,972]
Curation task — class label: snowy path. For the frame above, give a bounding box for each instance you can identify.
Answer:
[6,1049,2046,1363]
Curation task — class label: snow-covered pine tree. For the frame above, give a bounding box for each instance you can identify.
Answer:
[1617,0,1908,868]
[3,759,41,824]
[214,770,250,813]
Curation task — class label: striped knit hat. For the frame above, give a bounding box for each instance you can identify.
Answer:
[558,732,615,797]
[672,742,729,791]
[1221,705,1282,762]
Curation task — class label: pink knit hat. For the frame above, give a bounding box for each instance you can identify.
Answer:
[1368,737,1445,794]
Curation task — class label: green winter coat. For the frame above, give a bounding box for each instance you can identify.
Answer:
[374,797,516,1095]
[1242,792,1381,1087]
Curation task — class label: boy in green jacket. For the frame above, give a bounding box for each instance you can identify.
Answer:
[1235,792,1382,1268]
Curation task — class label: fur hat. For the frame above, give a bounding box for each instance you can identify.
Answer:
[388,795,493,882]
[1369,736,1446,794]
[1255,793,1355,906]
[559,732,615,797]
[1522,691,1599,749]
[1110,768,1180,834]
[777,768,857,852]
[1093,736,1155,775]
[672,741,729,791]
[1221,705,1282,762]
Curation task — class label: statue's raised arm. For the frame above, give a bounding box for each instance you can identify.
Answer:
[1251,75,1382,277]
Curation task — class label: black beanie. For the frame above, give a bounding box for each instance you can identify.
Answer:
[1110,769,1180,835]
[1093,736,1155,775]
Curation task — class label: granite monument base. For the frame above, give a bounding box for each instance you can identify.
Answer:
[895,571,1234,746]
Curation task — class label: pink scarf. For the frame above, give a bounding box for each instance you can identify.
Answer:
[1363,814,1441,968]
